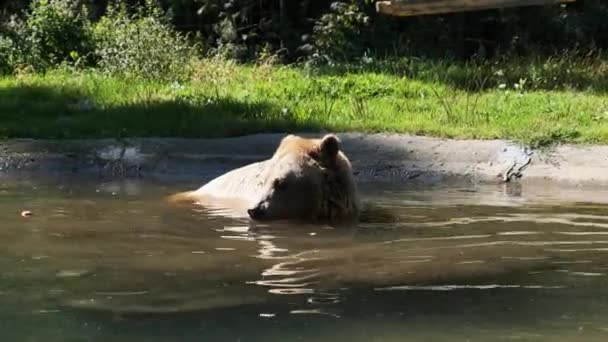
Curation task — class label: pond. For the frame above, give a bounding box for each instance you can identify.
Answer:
[1,175,608,341]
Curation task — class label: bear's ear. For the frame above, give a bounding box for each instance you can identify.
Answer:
[320,134,340,160]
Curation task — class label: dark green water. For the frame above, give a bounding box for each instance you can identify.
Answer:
[1,176,608,341]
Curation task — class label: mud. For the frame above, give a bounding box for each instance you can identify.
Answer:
[0,133,606,186]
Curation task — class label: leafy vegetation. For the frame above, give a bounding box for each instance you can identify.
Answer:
[0,0,607,146]
[93,0,197,80]
[0,0,93,72]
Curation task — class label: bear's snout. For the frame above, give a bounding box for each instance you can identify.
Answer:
[248,205,266,220]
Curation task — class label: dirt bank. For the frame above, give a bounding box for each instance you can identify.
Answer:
[0,133,606,186]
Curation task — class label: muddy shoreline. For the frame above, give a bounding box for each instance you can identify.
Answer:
[0,133,606,186]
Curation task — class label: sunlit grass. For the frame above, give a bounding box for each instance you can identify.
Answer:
[1,56,607,146]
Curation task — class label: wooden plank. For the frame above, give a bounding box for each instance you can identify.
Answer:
[376,0,576,17]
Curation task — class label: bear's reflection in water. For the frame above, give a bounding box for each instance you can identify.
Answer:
[35,198,554,315]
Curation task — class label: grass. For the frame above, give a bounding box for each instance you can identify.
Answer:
[1,56,608,147]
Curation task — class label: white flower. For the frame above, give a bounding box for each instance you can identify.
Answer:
[170,81,185,91]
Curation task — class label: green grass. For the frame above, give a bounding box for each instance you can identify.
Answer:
[1,57,607,147]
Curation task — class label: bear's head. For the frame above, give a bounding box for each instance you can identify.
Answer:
[247,134,360,223]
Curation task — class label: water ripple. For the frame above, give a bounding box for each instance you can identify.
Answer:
[375,284,566,291]
[398,213,608,230]
[383,234,492,244]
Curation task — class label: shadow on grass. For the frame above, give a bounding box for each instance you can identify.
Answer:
[0,83,323,139]
[0,80,433,182]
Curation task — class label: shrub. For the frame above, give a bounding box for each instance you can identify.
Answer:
[0,32,15,73]
[0,14,28,73]
[24,0,93,69]
[93,0,197,81]
[0,0,93,72]
[0,36,10,72]
[311,1,370,63]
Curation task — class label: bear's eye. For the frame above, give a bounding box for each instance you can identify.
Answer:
[273,179,288,191]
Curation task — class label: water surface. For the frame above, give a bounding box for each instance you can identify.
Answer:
[1,176,608,341]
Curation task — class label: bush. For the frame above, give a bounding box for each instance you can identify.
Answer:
[2,0,607,70]
[93,0,197,81]
[311,1,370,63]
[0,36,11,72]
[24,0,93,69]
[0,30,16,73]
[0,0,93,72]
[0,14,28,73]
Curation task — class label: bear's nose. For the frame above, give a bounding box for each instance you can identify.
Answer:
[248,207,264,220]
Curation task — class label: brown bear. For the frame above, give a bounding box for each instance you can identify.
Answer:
[169,134,360,224]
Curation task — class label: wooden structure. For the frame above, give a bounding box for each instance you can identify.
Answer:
[376,0,576,17]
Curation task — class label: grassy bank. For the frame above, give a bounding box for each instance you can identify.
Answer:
[1,58,607,147]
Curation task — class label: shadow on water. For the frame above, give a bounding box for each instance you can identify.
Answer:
[62,284,605,342]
